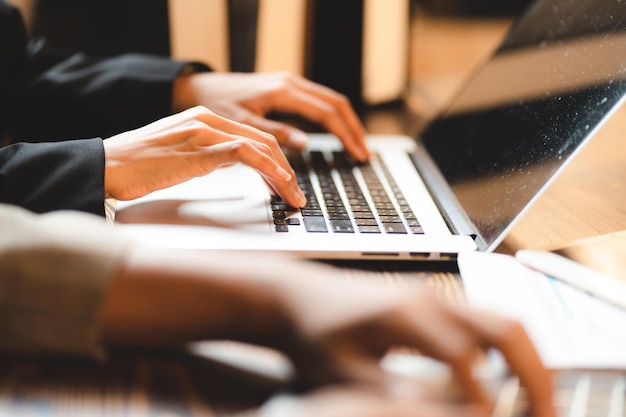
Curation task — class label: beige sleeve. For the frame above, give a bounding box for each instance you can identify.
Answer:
[0,204,131,358]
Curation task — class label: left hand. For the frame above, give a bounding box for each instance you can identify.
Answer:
[172,71,370,161]
[103,106,306,207]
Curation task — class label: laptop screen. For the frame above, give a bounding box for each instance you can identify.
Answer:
[420,0,626,251]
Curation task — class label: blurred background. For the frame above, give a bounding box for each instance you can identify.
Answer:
[11,0,532,123]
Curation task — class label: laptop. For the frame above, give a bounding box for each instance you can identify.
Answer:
[116,0,626,261]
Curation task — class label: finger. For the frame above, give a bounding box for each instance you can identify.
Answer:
[408,318,493,407]
[259,174,306,211]
[448,357,493,409]
[382,380,491,417]
[269,87,370,161]
[191,105,277,145]
[379,300,493,407]
[453,310,556,417]
[290,76,369,157]
[190,107,307,206]
[397,304,541,413]
[328,350,389,385]
[196,109,298,172]
[198,139,306,208]
[242,112,309,151]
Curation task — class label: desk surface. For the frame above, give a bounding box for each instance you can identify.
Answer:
[497,106,626,254]
[0,349,281,416]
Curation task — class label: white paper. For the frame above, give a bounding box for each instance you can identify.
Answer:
[458,251,626,369]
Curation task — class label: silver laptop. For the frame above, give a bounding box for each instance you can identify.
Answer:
[116,0,626,260]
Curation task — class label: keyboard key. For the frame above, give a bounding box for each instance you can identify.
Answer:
[356,218,378,226]
[303,216,328,232]
[271,203,293,211]
[379,215,403,223]
[383,223,408,234]
[301,209,324,216]
[350,205,372,212]
[404,213,418,220]
[326,206,348,213]
[328,212,351,220]
[275,224,289,232]
[348,198,368,206]
[375,203,396,210]
[377,209,399,216]
[286,218,301,226]
[325,199,346,207]
[330,220,354,233]
[358,225,381,233]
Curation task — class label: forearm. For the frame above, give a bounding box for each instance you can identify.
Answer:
[99,248,298,349]
[0,205,129,356]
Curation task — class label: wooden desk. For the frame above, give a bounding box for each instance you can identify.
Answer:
[497,106,626,253]
[0,346,288,416]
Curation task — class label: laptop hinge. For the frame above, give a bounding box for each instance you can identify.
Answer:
[408,144,487,251]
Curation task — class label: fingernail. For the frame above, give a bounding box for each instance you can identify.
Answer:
[277,167,292,181]
[296,188,307,207]
[288,131,308,149]
[359,150,372,162]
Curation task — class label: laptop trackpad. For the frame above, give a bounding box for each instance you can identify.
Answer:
[116,165,271,230]
[179,197,269,226]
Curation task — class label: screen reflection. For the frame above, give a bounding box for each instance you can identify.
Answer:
[421,0,626,249]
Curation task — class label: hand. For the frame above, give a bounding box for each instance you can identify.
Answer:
[270,269,555,417]
[103,106,306,208]
[100,249,555,417]
[172,72,370,161]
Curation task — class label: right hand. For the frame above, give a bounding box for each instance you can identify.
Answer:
[100,248,554,417]
[269,270,555,417]
[172,72,370,162]
[102,106,307,208]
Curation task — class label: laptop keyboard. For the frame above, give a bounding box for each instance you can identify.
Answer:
[271,151,424,235]
[496,371,626,417]
[555,372,626,417]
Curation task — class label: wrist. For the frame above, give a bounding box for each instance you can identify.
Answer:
[172,63,209,112]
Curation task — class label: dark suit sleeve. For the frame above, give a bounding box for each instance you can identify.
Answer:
[1,0,209,143]
[0,1,209,215]
[11,52,208,142]
[0,139,106,216]
[0,1,104,215]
